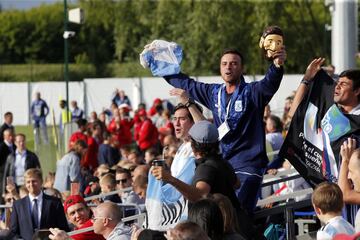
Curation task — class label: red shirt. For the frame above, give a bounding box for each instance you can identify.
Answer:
[108,118,134,146]
[138,119,159,151]
[71,219,104,240]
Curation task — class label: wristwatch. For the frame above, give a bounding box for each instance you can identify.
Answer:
[301,78,311,86]
[184,98,195,108]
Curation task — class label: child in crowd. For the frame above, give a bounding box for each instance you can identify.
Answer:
[312,182,355,240]
[99,173,122,203]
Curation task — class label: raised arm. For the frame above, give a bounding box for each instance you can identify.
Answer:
[169,88,206,122]
[338,138,360,204]
[288,58,325,119]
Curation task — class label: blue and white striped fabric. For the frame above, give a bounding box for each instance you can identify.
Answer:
[145,142,195,231]
[317,216,355,240]
[139,40,183,77]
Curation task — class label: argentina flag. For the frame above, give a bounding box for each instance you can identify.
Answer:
[140,40,183,77]
[145,143,195,231]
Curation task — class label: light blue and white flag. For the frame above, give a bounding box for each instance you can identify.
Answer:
[140,40,183,77]
[145,142,195,231]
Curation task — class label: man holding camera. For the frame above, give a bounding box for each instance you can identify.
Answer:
[146,98,203,230]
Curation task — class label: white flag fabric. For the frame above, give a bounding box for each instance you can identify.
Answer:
[140,40,183,77]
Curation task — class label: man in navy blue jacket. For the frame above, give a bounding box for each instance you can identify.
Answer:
[163,48,286,213]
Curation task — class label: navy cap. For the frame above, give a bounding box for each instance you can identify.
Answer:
[188,120,219,143]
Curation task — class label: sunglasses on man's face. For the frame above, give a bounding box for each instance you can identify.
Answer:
[116,179,128,184]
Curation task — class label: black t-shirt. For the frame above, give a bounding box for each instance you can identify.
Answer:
[192,155,240,210]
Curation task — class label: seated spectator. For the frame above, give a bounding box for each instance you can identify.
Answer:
[83,176,100,197]
[188,198,224,240]
[313,182,355,240]
[49,201,132,240]
[95,164,111,178]
[116,168,143,205]
[119,145,132,162]
[92,201,132,239]
[144,148,159,165]
[63,195,104,240]
[132,165,149,182]
[212,193,247,240]
[99,173,121,203]
[127,150,144,165]
[132,175,147,200]
[164,221,208,240]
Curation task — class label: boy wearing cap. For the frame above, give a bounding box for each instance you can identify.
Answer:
[63,194,105,240]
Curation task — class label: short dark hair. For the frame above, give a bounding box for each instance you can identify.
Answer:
[268,115,283,132]
[4,112,12,118]
[190,138,219,158]
[339,69,360,88]
[339,69,360,101]
[221,49,244,66]
[76,118,88,127]
[174,102,203,123]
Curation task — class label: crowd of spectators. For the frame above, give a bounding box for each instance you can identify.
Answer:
[0,50,358,240]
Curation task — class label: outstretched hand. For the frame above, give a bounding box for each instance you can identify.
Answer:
[304,58,325,81]
[169,88,189,105]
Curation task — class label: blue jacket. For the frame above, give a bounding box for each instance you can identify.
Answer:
[165,64,283,175]
[30,99,49,120]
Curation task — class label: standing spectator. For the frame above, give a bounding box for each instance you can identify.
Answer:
[163,45,286,213]
[0,112,14,143]
[136,109,159,153]
[54,140,87,192]
[3,133,41,194]
[145,101,200,230]
[31,92,49,145]
[59,100,72,132]
[10,168,70,240]
[0,129,15,197]
[98,132,120,167]
[112,89,132,109]
[71,100,84,122]
[63,194,105,240]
